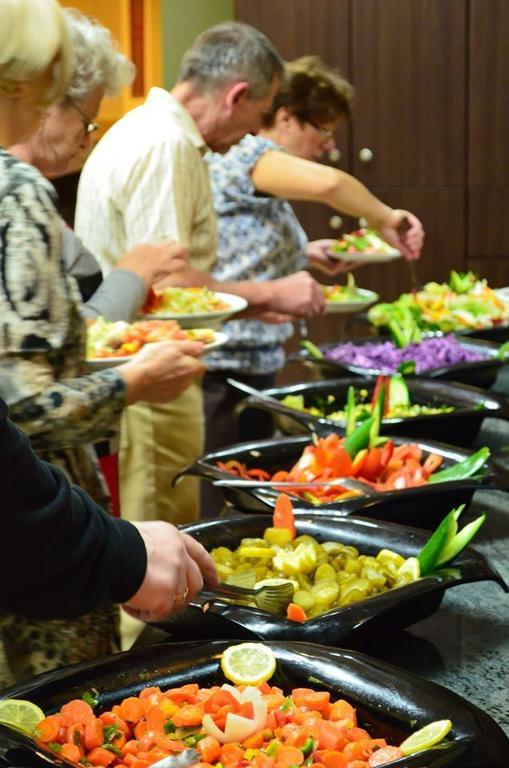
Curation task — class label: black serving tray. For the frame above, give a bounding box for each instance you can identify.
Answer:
[292,335,506,388]
[161,513,507,648]
[186,433,506,526]
[0,641,507,768]
[240,377,509,447]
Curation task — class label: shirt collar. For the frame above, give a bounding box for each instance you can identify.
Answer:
[145,87,206,152]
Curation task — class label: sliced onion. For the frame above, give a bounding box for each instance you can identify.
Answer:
[201,684,268,744]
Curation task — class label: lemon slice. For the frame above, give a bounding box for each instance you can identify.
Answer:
[0,699,45,735]
[400,719,452,755]
[397,557,421,583]
[221,643,276,685]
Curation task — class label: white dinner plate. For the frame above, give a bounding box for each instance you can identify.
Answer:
[328,249,402,264]
[140,291,248,327]
[86,331,229,369]
[324,288,380,314]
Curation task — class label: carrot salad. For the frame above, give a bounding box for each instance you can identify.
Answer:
[35,683,405,768]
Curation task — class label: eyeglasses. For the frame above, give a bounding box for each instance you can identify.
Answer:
[306,119,335,141]
[68,99,99,135]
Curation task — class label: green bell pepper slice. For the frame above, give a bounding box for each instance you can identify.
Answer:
[427,446,490,484]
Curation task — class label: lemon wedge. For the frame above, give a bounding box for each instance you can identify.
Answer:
[400,719,452,755]
[221,643,276,686]
[0,699,45,735]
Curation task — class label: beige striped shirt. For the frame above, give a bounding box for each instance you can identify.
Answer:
[75,87,217,274]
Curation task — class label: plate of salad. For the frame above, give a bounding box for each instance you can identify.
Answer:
[329,227,401,263]
[86,317,228,368]
[322,273,379,313]
[369,271,509,334]
[141,287,248,327]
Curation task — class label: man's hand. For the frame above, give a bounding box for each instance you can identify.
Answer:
[117,241,189,288]
[121,340,206,405]
[122,522,218,622]
[376,210,425,261]
[264,271,325,318]
[307,239,361,275]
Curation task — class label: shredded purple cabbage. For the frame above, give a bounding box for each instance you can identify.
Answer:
[324,334,488,373]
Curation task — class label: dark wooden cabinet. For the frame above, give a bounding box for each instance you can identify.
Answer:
[468,0,509,261]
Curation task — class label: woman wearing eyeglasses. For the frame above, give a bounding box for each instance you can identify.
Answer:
[202,56,425,516]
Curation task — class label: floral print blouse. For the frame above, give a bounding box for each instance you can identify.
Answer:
[0,148,126,505]
[206,135,308,375]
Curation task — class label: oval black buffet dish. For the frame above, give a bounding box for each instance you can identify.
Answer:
[160,513,507,649]
[291,335,504,389]
[240,376,509,447]
[185,433,505,527]
[0,641,507,768]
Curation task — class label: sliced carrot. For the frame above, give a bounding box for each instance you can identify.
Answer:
[197,735,222,763]
[287,603,307,622]
[292,689,330,713]
[60,742,82,763]
[274,745,304,767]
[219,742,245,765]
[367,746,404,766]
[66,723,85,747]
[164,684,199,704]
[346,728,371,742]
[318,750,347,768]
[86,747,117,766]
[328,700,356,725]
[84,719,104,750]
[254,753,275,768]
[99,711,130,735]
[171,703,204,727]
[145,706,167,733]
[119,697,145,725]
[36,715,62,743]
[273,493,296,538]
[121,740,140,758]
[60,700,95,727]
[315,720,348,752]
[342,741,371,761]
[152,733,185,753]
[139,686,162,700]
[242,730,265,749]
[129,759,150,768]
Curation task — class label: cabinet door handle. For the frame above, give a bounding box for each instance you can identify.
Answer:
[328,148,342,163]
[358,147,374,163]
[329,215,343,230]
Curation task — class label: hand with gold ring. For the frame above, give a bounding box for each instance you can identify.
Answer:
[121,521,218,622]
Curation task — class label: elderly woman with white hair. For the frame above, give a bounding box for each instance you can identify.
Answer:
[0,0,206,686]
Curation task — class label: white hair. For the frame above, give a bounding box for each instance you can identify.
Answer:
[0,0,72,103]
[63,8,135,102]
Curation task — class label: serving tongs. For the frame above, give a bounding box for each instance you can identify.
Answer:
[214,477,376,497]
[200,581,294,614]
[227,378,327,438]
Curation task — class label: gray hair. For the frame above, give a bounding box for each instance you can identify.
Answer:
[63,8,135,102]
[179,21,283,99]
